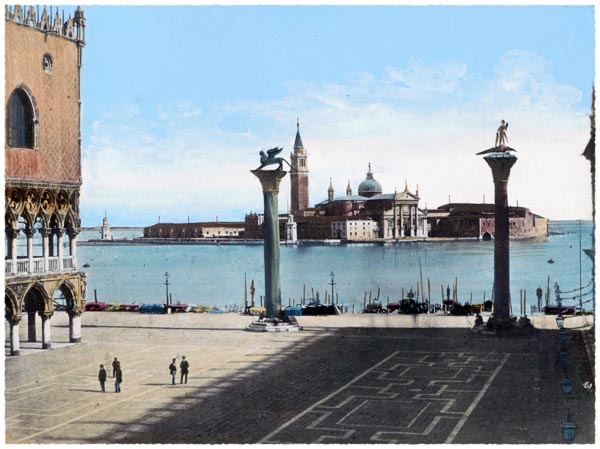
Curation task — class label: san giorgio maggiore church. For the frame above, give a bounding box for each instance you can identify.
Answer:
[245,122,429,241]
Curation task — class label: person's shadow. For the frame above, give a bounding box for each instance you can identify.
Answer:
[69,388,106,393]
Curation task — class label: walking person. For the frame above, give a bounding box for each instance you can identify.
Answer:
[115,367,122,393]
[169,358,177,385]
[180,356,189,384]
[98,364,107,392]
[112,357,120,378]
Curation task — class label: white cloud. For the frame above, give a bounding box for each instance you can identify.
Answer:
[385,58,468,95]
[81,50,592,226]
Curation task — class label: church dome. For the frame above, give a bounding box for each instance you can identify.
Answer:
[358,163,382,198]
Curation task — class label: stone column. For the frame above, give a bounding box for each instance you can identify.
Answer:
[414,207,418,236]
[42,228,51,272]
[69,230,79,268]
[25,228,35,273]
[392,204,398,239]
[400,207,404,237]
[8,229,18,274]
[251,169,287,318]
[484,153,517,322]
[49,231,55,257]
[57,228,64,270]
[9,317,21,356]
[27,312,36,341]
[40,312,53,349]
[68,311,82,343]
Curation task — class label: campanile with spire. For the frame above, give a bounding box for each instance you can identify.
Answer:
[290,119,309,212]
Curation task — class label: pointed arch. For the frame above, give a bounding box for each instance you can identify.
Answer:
[53,280,77,312]
[6,85,39,149]
[5,287,20,321]
[23,282,51,313]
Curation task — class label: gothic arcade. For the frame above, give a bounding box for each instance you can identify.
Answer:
[5,5,87,355]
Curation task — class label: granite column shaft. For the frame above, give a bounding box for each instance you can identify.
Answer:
[252,169,286,318]
[484,153,517,322]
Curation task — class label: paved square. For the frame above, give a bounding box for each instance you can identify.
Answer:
[4,313,595,444]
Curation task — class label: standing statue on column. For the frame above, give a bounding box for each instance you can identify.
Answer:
[495,120,509,147]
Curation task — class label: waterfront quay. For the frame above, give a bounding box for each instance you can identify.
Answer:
[5,312,594,444]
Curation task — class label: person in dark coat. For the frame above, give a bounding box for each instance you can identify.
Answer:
[169,358,177,385]
[112,357,120,377]
[98,364,107,392]
[180,356,189,384]
[115,367,122,393]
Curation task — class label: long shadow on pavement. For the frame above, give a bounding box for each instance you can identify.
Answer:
[40,327,595,444]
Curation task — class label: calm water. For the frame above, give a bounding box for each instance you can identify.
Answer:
[77,221,594,312]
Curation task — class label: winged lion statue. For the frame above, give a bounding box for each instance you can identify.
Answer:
[256,147,294,171]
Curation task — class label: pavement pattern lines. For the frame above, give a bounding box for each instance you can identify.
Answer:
[259,351,509,444]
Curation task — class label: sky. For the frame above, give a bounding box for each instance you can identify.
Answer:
[76,3,595,226]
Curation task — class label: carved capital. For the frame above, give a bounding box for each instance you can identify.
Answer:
[7,312,21,325]
[6,228,19,239]
[41,228,53,238]
[251,169,287,194]
[38,311,54,320]
[67,308,83,318]
[24,228,36,238]
[483,153,518,184]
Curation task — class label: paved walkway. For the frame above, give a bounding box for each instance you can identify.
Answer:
[4,313,595,444]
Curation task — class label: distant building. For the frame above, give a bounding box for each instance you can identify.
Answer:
[297,164,428,240]
[285,214,298,243]
[144,221,245,239]
[246,121,429,241]
[332,218,379,240]
[290,119,309,213]
[100,214,112,240]
[244,213,288,240]
[428,203,548,239]
[4,5,87,355]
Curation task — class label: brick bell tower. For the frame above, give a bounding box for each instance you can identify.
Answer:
[290,119,309,213]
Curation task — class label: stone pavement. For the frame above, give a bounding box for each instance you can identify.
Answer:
[4,313,595,444]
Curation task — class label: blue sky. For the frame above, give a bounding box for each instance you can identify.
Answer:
[78,4,595,226]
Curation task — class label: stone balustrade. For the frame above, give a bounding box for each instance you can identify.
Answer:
[5,256,76,275]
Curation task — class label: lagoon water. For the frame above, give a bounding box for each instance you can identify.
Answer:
[78,221,593,313]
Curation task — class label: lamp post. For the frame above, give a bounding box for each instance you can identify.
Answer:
[164,272,170,306]
[330,271,336,305]
[562,413,577,443]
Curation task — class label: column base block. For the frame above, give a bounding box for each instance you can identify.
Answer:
[246,317,301,333]
[10,350,20,356]
[69,337,81,343]
[42,343,52,349]
[479,315,535,333]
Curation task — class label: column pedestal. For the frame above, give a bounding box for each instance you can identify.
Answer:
[69,313,82,343]
[9,319,21,356]
[41,313,52,349]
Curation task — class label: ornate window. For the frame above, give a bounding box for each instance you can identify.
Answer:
[7,87,38,149]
